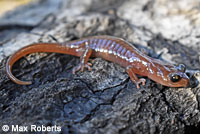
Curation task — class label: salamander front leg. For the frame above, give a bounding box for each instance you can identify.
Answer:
[72,48,93,74]
[126,68,146,89]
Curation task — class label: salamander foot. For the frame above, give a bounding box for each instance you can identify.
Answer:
[135,78,146,89]
[72,63,92,74]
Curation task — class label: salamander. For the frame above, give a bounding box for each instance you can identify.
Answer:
[6,35,190,88]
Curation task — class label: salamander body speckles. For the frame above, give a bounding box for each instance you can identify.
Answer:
[87,38,143,64]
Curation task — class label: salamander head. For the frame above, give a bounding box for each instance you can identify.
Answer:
[150,64,190,87]
[167,71,189,87]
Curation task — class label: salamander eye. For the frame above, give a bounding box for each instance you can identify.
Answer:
[178,64,186,72]
[170,73,182,82]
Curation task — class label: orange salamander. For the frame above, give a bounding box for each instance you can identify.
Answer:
[6,36,190,88]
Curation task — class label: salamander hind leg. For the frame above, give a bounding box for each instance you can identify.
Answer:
[126,67,146,89]
[72,48,93,74]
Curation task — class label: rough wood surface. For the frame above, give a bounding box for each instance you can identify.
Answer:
[0,0,200,134]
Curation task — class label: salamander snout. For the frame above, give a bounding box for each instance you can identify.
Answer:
[168,72,190,87]
[165,64,190,87]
